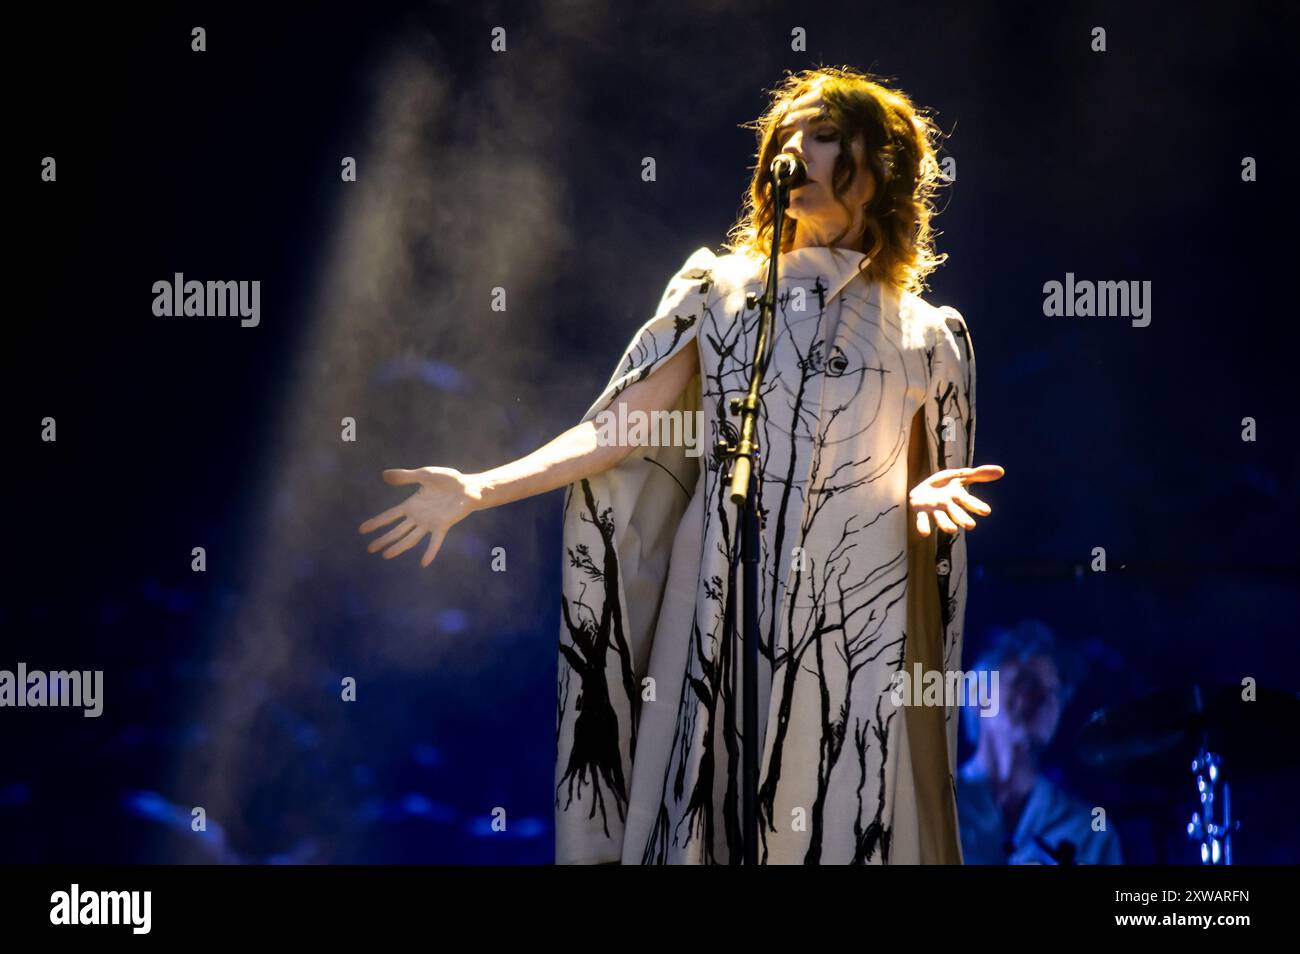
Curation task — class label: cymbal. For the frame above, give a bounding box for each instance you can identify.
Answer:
[1076,685,1300,781]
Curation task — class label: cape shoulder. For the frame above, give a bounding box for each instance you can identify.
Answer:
[900,289,973,359]
[668,245,764,294]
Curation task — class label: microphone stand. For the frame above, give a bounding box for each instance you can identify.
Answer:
[717,156,800,865]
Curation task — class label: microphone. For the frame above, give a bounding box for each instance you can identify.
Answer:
[770,153,808,190]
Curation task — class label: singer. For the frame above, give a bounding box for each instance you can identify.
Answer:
[359,66,1004,864]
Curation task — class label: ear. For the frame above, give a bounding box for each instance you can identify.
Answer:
[881,152,896,181]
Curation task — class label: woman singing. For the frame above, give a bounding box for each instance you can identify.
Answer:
[360,66,1004,865]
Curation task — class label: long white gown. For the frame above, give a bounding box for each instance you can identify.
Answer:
[554,244,977,864]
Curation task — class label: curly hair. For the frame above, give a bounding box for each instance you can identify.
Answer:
[723,66,951,295]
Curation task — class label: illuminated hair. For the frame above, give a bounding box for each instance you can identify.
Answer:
[724,65,951,295]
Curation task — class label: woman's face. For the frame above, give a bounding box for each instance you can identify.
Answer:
[773,90,876,249]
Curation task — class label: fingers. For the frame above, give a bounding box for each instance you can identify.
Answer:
[359,468,425,533]
[367,518,415,554]
[916,501,979,536]
[383,525,426,560]
[420,528,448,568]
[932,508,960,534]
[925,468,966,486]
[382,468,424,486]
[943,501,977,530]
[960,464,1005,484]
[955,489,991,515]
[359,502,405,535]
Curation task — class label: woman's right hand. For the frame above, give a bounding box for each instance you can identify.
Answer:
[357,344,701,569]
[358,466,483,568]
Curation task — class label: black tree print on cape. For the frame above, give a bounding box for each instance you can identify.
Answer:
[853,696,897,863]
[792,386,913,863]
[555,246,975,865]
[555,254,714,854]
[634,273,919,864]
[924,311,976,677]
[556,478,634,837]
[640,288,744,865]
[619,311,702,391]
[752,288,912,865]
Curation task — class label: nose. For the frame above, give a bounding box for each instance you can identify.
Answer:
[782,130,805,157]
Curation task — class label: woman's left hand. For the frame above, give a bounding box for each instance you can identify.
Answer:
[909,464,1005,537]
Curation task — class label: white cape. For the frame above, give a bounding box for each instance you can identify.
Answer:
[554,245,976,864]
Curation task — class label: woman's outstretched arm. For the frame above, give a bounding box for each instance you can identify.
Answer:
[359,343,699,567]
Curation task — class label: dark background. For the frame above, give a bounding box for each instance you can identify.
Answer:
[5,0,1298,863]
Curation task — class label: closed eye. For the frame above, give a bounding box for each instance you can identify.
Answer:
[777,125,840,145]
